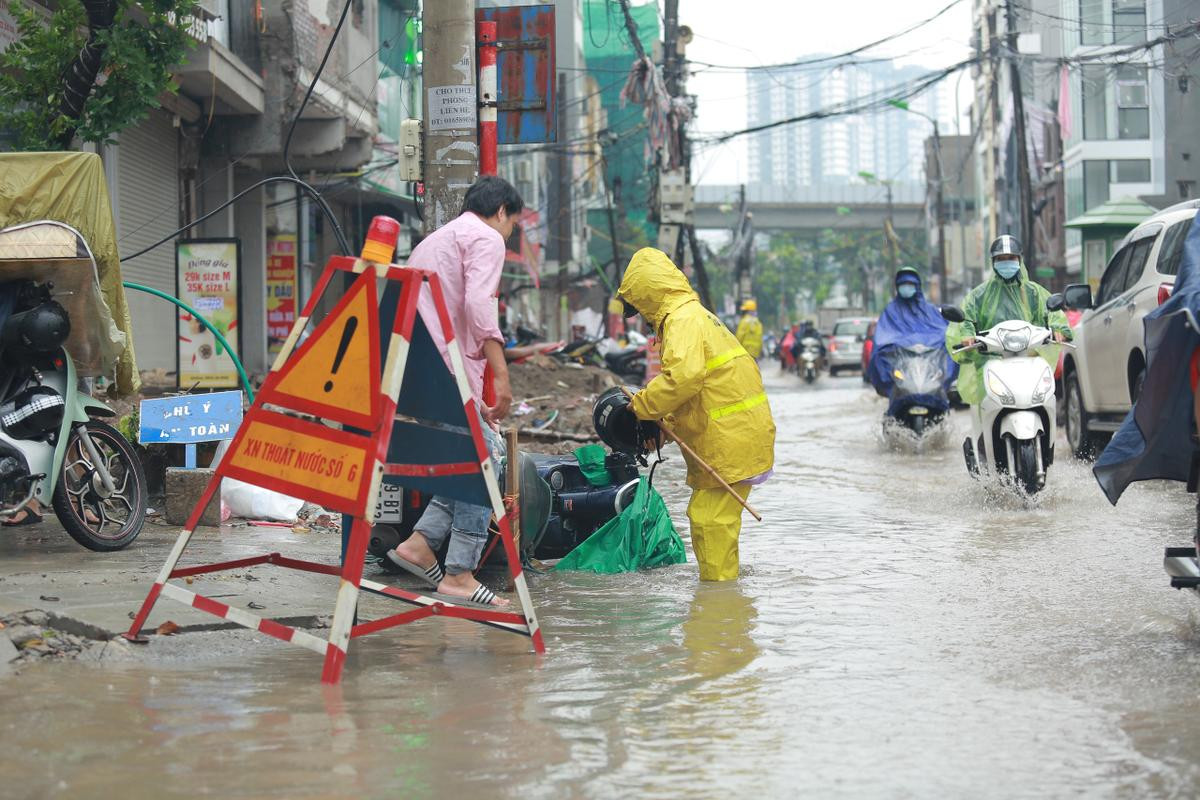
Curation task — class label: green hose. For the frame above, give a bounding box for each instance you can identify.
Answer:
[121,281,255,402]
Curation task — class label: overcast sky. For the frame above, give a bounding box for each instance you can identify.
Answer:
[678,0,974,186]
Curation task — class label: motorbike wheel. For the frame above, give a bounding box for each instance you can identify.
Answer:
[1013,438,1043,495]
[52,420,148,551]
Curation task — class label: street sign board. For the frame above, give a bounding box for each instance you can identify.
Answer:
[139,391,243,445]
[221,410,373,516]
[476,5,556,144]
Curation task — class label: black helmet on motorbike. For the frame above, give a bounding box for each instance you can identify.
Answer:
[989,234,1022,261]
[0,300,70,357]
[592,386,659,454]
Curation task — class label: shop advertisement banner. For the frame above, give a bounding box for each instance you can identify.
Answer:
[177,239,241,388]
[267,234,298,356]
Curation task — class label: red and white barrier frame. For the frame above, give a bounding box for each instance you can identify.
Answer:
[125,254,545,683]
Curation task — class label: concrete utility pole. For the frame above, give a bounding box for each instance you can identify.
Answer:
[422,0,478,234]
[932,121,947,301]
[1003,0,1036,270]
[732,184,754,305]
[884,182,898,277]
[984,8,1000,247]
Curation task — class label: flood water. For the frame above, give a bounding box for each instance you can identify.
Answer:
[5,370,1200,797]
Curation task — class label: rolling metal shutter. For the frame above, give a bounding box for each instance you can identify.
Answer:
[114,109,180,373]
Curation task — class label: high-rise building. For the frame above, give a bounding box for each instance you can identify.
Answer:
[746,57,955,191]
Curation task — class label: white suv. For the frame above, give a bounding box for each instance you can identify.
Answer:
[1061,199,1198,458]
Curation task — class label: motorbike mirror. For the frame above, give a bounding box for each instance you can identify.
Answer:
[939,305,965,324]
[1062,283,1094,311]
[1045,293,1065,312]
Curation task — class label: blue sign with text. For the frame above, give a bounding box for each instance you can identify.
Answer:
[139,391,243,445]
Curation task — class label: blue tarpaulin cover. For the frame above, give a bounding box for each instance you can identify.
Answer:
[867,272,958,399]
[1094,216,1200,504]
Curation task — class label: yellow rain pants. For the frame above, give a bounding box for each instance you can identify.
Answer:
[688,483,752,581]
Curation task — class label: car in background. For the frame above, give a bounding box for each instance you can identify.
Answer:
[1061,199,1199,458]
[860,319,877,382]
[828,316,873,376]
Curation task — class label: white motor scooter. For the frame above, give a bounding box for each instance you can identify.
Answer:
[799,337,822,384]
[942,305,1066,495]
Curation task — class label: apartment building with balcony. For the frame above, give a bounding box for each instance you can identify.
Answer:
[972,0,1200,286]
[1060,0,1200,280]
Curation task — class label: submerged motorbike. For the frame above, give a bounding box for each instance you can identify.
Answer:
[943,306,1061,495]
[369,388,651,570]
[881,344,950,438]
[368,450,641,570]
[0,222,147,550]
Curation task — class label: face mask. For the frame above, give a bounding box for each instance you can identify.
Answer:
[994,260,1021,280]
[897,284,917,299]
[622,300,639,319]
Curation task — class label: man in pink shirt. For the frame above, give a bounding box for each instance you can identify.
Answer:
[388,176,522,607]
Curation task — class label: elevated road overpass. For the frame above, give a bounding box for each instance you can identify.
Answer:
[693,184,925,234]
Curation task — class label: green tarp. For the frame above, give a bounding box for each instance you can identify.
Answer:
[553,477,686,574]
[574,444,612,486]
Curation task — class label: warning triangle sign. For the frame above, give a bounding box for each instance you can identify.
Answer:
[265,272,382,429]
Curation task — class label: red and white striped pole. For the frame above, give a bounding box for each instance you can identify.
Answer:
[478,20,498,176]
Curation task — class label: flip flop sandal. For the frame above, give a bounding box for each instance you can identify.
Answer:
[430,584,507,609]
[386,550,444,587]
[2,507,43,527]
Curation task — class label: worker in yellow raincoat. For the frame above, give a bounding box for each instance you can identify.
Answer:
[618,248,776,581]
[734,299,764,359]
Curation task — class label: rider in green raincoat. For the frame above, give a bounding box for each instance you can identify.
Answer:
[946,234,1071,404]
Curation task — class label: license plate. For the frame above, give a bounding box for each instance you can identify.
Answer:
[373,482,405,523]
[909,407,929,415]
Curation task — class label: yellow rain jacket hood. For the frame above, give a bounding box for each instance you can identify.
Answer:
[618,248,776,490]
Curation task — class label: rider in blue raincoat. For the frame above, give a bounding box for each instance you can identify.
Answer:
[867,267,958,411]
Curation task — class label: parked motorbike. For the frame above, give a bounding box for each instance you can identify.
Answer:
[603,343,647,385]
[0,222,147,550]
[799,336,823,384]
[881,344,950,440]
[556,336,605,368]
[942,306,1061,495]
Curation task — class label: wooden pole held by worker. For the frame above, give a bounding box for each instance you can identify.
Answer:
[619,387,763,522]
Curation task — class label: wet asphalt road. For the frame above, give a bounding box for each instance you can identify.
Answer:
[2,368,1200,798]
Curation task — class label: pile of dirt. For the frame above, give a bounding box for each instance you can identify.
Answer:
[106,363,621,457]
[507,355,621,454]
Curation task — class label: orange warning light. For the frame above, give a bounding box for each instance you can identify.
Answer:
[361,215,400,264]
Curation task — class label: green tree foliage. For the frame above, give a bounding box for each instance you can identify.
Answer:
[720,227,930,332]
[0,0,198,150]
